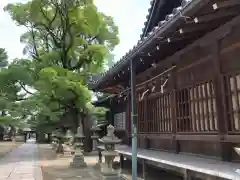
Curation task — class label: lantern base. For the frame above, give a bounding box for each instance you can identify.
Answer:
[101,172,120,180]
[70,154,87,168]
[101,164,121,180]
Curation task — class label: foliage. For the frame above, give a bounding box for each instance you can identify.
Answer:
[0,48,23,126]
[92,106,108,123]
[2,0,119,132]
[0,48,8,67]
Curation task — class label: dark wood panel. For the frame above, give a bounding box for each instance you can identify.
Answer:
[179,140,221,159]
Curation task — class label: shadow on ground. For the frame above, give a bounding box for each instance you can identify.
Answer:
[38,144,101,180]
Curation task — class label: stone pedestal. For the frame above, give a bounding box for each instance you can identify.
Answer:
[70,125,87,168]
[70,149,87,168]
[99,125,122,180]
[101,151,120,180]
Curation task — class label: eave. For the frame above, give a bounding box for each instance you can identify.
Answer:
[90,0,240,92]
[141,0,182,39]
[92,94,115,107]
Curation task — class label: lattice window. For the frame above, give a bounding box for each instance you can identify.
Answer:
[176,81,217,132]
[156,93,172,133]
[176,89,191,132]
[147,99,154,132]
[227,74,240,131]
[114,112,126,130]
[189,81,218,132]
[137,100,145,133]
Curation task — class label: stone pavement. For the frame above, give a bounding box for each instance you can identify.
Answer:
[0,139,42,180]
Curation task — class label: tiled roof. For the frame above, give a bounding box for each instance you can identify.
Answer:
[89,0,156,86]
[89,0,196,87]
[140,0,157,39]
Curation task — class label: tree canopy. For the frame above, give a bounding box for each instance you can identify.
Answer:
[1,0,119,133]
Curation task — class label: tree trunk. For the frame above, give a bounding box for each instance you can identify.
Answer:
[0,126,4,141]
[81,112,92,153]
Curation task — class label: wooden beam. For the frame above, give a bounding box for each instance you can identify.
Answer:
[102,85,124,94]
[224,134,240,142]
[139,133,240,143]
[176,134,219,141]
[179,24,216,34]
[194,9,239,23]
[139,133,174,140]
[213,0,240,10]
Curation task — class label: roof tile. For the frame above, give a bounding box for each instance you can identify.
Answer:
[91,0,195,86]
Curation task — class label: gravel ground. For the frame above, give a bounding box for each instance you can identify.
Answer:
[37,144,102,180]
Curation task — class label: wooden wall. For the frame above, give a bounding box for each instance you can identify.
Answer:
[124,17,240,162]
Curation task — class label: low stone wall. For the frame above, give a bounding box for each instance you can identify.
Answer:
[15,135,25,142]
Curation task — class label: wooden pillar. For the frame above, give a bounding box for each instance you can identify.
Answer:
[120,154,124,170]
[183,169,192,180]
[107,108,114,125]
[212,40,232,161]
[142,159,147,180]
[98,149,102,163]
[143,86,149,149]
[170,65,179,153]
[144,86,148,134]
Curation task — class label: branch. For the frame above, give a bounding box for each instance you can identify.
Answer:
[69,33,98,70]
[48,95,73,109]
[69,58,85,70]
[35,23,61,48]
[87,36,97,44]
[38,2,60,52]
[16,97,28,101]
[30,26,40,59]
[70,52,93,70]
[19,83,35,95]
[65,23,75,53]
[39,3,57,27]
[45,35,49,52]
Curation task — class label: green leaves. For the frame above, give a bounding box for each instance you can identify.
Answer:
[0,48,8,67]
[3,0,120,131]
[5,0,119,70]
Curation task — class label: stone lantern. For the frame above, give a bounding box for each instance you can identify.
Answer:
[55,130,64,154]
[70,125,87,168]
[63,130,73,146]
[99,124,122,180]
[51,132,58,150]
[91,121,101,152]
[63,130,74,156]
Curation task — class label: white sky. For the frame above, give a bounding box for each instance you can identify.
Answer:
[0,0,151,62]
